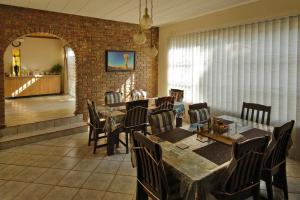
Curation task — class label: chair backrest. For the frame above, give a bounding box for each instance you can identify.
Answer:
[224,136,269,194]
[149,110,176,134]
[132,132,168,200]
[131,89,147,101]
[126,99,149,110]
[188,102,210,124]
[155,96,175,107]
[87,99,102,129]
[240,102,271,125]
[124,106,148,129]
[264,120,295,169]
[169,89,184,102]
[105,91,123,105]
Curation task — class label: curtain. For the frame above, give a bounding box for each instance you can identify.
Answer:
[167,16,300,159]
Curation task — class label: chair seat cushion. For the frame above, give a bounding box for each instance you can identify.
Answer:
[189,108,210,124]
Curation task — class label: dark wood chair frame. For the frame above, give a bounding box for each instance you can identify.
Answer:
[188,102,210,124]
[241,102,271,125]
[213,136,269,200]
[87,100,107,154]
[132,132,169,200]
[169,88,184,102]
[119,106,149,154]
[261,120,295,200]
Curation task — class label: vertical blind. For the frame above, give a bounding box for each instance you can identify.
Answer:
[167,16,300,127]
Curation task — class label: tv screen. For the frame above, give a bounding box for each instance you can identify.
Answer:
[106,50,135,72]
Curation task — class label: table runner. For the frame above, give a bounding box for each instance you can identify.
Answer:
[156,128,194,143]
[193,142,232,165]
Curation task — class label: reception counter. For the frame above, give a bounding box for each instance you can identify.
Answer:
[5,75,61,98]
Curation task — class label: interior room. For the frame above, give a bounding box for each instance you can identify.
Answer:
[3,33,76,126]
[0,0,300,199]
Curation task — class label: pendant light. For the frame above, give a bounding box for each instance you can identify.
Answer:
[133,0,147,45]
[140,0,153,30]
[145,28,158,57]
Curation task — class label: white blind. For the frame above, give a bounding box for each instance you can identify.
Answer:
[167,16,300,158]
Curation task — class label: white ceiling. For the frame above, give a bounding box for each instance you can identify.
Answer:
[0,0,256,26]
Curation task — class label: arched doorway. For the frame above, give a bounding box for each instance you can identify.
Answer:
[3,33,77,126]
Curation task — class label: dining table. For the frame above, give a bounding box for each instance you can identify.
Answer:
[96,98,186,154]
[146,115,274,200]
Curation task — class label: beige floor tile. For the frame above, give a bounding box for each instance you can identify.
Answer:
[44,186,78,200]
[52,157,80,170]
[0,152,23,164]
[0,180,6,186]
[287,177,300,193]
[58,170,90,187]
[73,158,101,172]
[0,181,29,200]
[73,189,105,200]
[10,154,33,166]
[108,175,136,194]
[0,165,26,180]
[31,155,62,168]
[95,160,121,174]
[0,163,8,170]
[48,147,73,156]
[66,148,89,158]
[14,183,53,200]
[117,162,136,176]
[103,154,125,161]
[12,166,47,182]
[290,193,300,200]
[34,168,68,185]
[102,192,133,200]
[287,164,300,178]
[83,172,114,191]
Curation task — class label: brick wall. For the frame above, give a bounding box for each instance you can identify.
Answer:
[0,5,159,126]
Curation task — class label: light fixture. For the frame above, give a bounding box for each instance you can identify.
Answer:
[145,28,158,57]
[140,0,153,30]
[133,27,147,45]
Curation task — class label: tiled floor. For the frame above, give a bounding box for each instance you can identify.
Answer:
[0,132,299,200]
[5,95,75,126]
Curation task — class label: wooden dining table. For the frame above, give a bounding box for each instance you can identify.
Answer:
[147,115,274,200]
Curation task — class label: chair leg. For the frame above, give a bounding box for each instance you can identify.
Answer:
[88,127,93,146]
[125,131,129,154]
[93,132,98,154]
[136,181,148,200]
[265,173,274,200]
[253,185,260,200]
[274,164,288,200]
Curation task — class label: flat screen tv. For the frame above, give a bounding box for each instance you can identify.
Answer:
[106,50,135,72]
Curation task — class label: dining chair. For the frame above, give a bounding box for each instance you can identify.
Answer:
[212,135,269,200]
[121,106,148,153]
[105,91,123,105]
[169,88,184,102]
[261,120,295,200]
[188,102,210,124]
[126,99,149,110]
[132,132,181,200]
[240,102,271,125]
[148,109,176,134]
[131,89,147,101]
[155,96,175,108]
[87,99,107,154]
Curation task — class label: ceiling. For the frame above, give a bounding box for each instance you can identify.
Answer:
[0,0,256,26]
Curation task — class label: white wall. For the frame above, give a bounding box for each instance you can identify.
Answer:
[66,48,76,97]
[4,37,64,74]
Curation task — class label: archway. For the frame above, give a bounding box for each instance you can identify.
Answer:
[3,32,77,126]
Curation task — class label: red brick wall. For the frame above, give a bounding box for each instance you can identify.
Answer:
[0,5,158,126]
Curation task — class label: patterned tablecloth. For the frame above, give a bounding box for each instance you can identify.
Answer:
[147,115,274,200]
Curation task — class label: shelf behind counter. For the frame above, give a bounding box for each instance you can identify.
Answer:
[5,75,61,98]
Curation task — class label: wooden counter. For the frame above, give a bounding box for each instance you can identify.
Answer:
[5,75,61,98]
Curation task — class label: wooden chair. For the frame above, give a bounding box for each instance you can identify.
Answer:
[87,99,107,154]
[155,96,175,108]
[241,102,271,125]
[148,110,176,135]
[126,99,148,110]
[105,91,123,105]
[132,132,180,200]
[188,102,210,124]
[212,136,269,200]
[169,89,184,102]
[120,106,148,153]
[261,120,295,200]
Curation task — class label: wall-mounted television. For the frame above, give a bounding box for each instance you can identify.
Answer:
[106,50,135,72]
